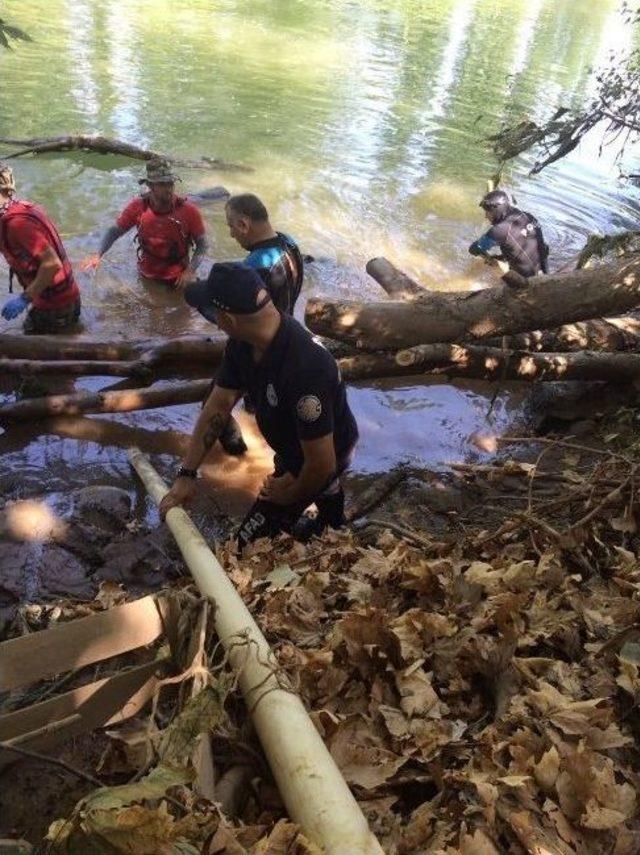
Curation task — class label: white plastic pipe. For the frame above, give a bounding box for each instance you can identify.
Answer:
[129,449,383,855]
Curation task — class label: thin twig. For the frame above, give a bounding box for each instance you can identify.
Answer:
[498,435,630,462]
[0,741,104,787]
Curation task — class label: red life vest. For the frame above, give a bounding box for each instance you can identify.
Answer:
[0,200,79,309]
[135,194,192,267]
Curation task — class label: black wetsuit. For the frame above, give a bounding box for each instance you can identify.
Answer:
[244,232,304,314]
[469,207,549,278]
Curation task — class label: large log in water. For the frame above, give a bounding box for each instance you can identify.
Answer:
[0,334,226,369]
[0,358,145,377]
[2,346,640,426]
[0,380,211,424]
[367,257,640,353]
[390,343,640,383]
[312,255,640,350]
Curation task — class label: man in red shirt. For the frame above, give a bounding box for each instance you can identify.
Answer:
[0,163,81,333]
[82,158,208,288]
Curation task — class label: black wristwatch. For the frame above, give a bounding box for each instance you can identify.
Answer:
[176,466,198,479]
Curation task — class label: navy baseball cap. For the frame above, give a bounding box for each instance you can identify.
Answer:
[185,262,271,319]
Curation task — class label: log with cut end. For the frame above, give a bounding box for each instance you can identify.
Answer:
[366,257,426,299]
[0,380,211,424]
[308,255,640,350]
[391,343,640,383]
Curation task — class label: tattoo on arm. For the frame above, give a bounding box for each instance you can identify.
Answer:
[202,412,227,450]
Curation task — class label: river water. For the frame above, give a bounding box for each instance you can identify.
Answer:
[0,0,639,518]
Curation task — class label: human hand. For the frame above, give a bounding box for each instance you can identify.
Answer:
[259,473,295,506]
[80,253,101,272]
[159,477,197,519]
[1,293,29,320]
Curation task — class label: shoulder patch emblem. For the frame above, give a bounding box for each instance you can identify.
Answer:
[266,383,278,407]
[296,395,322,423]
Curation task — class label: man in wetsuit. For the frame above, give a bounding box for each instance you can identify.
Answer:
[469,190,549,279]
[225,193,303,314]
[159,262,358,547]
[82,158,208,289]
[0,163,81,333]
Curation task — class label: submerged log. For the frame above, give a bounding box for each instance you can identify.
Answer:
[0,134,251,172]
[309,255,640,350]
[0,380,210,424]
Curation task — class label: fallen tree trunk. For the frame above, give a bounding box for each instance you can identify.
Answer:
[368,257,640,352]
[0,334,226,368]
[310,254,640,350]
[0,134,251,172]
[0,380,210,424]
[0,358,147,378]
[366,257,425,299]
[391,343,640,383]
[2,346,640,426]
[500,314,640,352]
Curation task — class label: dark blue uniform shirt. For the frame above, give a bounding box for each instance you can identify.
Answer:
[216,314,358,476]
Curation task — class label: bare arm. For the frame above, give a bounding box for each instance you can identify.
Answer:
[188,234,208,274]
[182,384,239,470]
[261,434,337,506]
[24,244,63,301]
[99,224,128,257]
[81,224,128,271]
[158,384,240,518]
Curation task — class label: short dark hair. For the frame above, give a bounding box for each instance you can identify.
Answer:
[226,193,269,222]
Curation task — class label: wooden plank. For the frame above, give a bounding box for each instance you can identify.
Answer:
[0,596,165,691]
[2,713,81,747]
[0,658,167,760]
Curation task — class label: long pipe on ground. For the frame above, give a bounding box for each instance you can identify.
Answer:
[128,449,383,855]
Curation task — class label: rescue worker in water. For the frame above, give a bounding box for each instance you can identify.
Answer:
[0,163,81,332]
[82,158,208,289]
[469,189,549,279]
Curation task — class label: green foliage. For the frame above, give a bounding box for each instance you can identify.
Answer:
[0,17,32,49]
[489,4,640,174]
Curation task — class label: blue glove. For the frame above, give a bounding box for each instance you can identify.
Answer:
[2,293,29,320]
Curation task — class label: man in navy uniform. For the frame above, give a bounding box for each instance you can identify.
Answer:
[159,262,358,546]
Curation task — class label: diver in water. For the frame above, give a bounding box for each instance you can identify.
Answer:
[469,190,549,279]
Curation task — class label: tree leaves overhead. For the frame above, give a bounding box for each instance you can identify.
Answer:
[0,18,32,50]
[489,5,640,174]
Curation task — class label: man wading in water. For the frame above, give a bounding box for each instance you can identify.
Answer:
[225,193,304,315]
[469,189,549,279]
[0,163,81,333]
[82,158,208,290]
[159,262,358,547]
